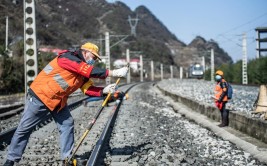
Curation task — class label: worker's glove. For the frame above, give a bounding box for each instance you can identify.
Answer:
[112,67,128,78]
[215,101,223,110]
[103,83,118,94]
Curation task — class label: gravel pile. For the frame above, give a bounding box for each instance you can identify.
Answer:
[157,79,259,115]
[1,83,266,165]
[103,83,266,165]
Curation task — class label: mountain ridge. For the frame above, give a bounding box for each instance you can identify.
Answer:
[0,0,233,70]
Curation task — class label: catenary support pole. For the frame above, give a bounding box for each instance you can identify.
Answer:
[180,66,183,79]
[211,49,214,82]
[105,32,111,85]
[126,49,131,84]
[151,61,154,81]
[170,65,173,79]
[161,64,163,80]
[140,55,143,82]
[242,33,248,85]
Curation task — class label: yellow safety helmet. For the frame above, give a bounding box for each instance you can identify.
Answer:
[81,42,101,60]
[215,70,224,76]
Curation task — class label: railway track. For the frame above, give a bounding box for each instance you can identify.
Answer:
[0,96,88,150]
[0,83,137,165]
[1,82,267,165]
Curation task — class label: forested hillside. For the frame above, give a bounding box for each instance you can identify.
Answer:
[0,0,235,94]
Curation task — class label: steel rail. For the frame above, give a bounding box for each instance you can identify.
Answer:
[86,83,137,166]
[0,97,91,149]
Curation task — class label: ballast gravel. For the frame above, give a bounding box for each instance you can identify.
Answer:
[102,83,266,165]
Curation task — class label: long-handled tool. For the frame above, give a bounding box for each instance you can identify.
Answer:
[66,78,121,165]
[66,63,129,165]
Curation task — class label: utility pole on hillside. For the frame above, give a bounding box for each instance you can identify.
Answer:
[128,15,139,37]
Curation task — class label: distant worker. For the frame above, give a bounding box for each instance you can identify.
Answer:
[214,70,229,127]
[3,42,128,166]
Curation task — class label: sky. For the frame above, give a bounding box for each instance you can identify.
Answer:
[107,0,267,63]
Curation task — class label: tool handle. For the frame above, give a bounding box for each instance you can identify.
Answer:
[67,77,122,164]
[102,78,121,107]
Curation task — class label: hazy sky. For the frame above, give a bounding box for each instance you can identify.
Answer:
[107,0,267,62]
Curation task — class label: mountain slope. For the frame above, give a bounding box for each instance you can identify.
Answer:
[0,0,233,69]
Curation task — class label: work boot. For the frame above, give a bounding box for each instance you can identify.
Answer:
[3,159,14,166]
[218,123,226,127]
[218,119,227,127]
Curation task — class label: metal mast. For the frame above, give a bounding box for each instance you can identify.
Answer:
[151,61,154,81]
[140,55,143,82]
[128,15,139,37]
[24,0,38,93]
[126,49,131,84]
[5,16,8,51]
[105,32,111,85]
[211,49,214,82]
[242,33,248,84]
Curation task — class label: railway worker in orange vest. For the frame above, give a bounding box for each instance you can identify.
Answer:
[3,42,128,166]
[214,70,229,127]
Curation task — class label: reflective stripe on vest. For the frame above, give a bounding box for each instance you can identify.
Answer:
[54,73,69,91]
[43,64,53,74]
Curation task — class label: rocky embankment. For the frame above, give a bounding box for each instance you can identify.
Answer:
[157,79,259,115]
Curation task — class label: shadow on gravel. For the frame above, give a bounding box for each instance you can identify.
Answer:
[110,142,152,160]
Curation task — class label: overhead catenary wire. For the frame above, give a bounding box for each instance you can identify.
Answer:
[213,12,267,54]
[216,11,267,38]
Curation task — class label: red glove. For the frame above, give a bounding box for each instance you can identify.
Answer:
[215,101,223,110]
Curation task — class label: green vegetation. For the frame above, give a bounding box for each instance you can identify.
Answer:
[204,56,267,84]
[0,43,24,95]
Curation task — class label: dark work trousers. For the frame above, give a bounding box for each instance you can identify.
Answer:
[220,102,229,126]
[6,93,74,162]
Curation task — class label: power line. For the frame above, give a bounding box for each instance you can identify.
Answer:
[218,34,242,47]
[216,11,267,37]
[216,19,267,49]
[214,12,267,46]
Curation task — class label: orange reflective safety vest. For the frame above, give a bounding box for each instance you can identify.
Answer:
[30,56,88,111]
[214,79,228,102]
